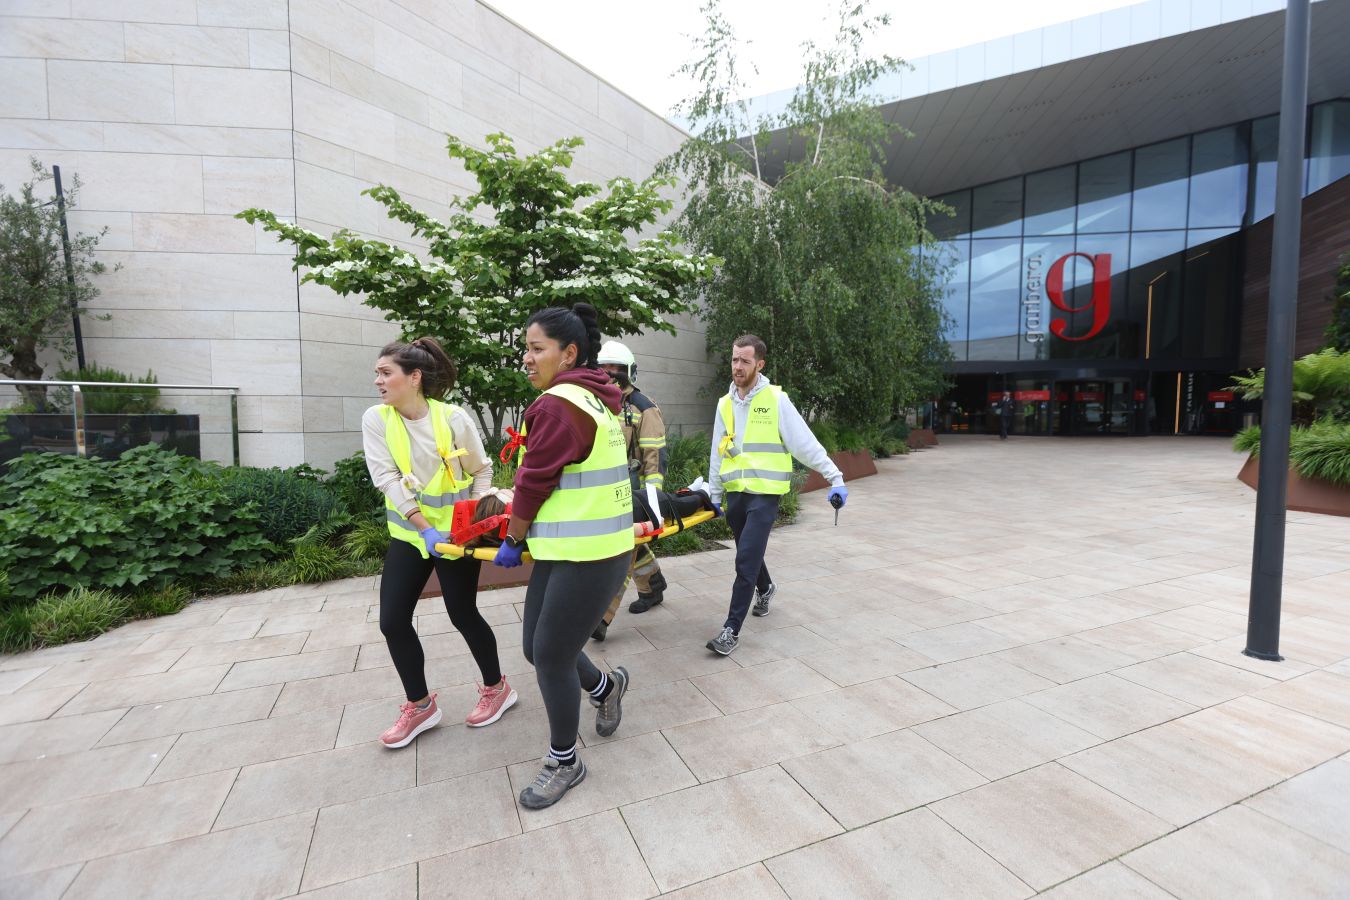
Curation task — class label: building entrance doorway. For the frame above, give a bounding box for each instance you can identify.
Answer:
[1053,379,1138,435]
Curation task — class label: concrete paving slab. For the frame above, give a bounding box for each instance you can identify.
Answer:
[1,437,1348,893]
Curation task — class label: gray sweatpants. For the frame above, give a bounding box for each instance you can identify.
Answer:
[521,553,631,749]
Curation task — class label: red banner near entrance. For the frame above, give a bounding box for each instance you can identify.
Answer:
[1208,391,1235,402]
[1015,390,1050,402]
[1134,390,1147,402]
[1075,391,1104,402]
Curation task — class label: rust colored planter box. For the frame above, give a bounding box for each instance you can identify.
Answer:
[906,428,938,449]
[421,559,533,598]
[801,449,878,493]
[1237,454,1350,517]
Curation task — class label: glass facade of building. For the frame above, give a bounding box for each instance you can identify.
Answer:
[928,99,1350,367]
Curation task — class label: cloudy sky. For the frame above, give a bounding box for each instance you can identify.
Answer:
[483,0,1141,117]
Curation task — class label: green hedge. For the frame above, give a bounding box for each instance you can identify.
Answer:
[0,447,394,652]
[0,446,271,604]
[221,466,343,544]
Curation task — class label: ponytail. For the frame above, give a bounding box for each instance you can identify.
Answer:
[379,336,457,399]
[526,302,602,369]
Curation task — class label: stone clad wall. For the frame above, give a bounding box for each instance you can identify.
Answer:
[0,0,719,469]
[0,1,303,466]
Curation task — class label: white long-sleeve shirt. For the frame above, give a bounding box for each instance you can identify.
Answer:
[707,374,844,505]
[362,403,493,519]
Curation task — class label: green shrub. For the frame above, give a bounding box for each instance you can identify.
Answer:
[664,431,712,490]
[651,527,710,556]
[126,583,191,619]
[1291,419,1350,486]
[1233,425,1262,455]
[0,604,36,653]
[1233,419,1350,487]
[328,451,383,517]
[282,542,346,583]
[220,466,342,545]
[809,420,840,453]
[283,462,328,482]
[0,446,270,603]
[53,364,172,414]
[28,587,129,646]
[342,517,390,561]
[874,418,911,458]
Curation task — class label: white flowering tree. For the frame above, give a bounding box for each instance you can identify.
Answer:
[240,133,716,440]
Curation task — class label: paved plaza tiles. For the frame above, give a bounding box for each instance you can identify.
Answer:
[1,435,1349,898]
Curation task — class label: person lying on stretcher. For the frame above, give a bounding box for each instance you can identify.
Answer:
[451,481,717,550]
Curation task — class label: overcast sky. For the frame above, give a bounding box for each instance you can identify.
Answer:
[483,0,1141,118]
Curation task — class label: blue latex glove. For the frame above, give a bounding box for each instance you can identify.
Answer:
[494,541,524,568]
[828,485,848,508]
[419,526,447,558]
[711,501,723,518]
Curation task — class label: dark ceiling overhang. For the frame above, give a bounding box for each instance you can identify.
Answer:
[752,0,1350,197]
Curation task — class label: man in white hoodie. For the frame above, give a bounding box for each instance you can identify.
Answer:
[705,334,848,655]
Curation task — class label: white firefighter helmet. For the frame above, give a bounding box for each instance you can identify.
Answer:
[597,340,636,379]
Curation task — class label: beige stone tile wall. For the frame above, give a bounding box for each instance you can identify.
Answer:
[0,0,716,468]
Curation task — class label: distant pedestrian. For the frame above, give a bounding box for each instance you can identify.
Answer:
[998,391,1014,440]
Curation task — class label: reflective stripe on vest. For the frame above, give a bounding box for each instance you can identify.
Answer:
[378,399,475,559]
[718,385,793,495]
[524,383,635,562]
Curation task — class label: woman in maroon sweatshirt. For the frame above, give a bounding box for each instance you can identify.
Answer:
[493,303,634,809]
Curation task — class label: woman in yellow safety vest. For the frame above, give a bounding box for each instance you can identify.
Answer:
[362,337,516,750]
[493,303,635,810]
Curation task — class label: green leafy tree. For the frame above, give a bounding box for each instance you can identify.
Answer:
[0,159,109,410]
[660,0,952,426]
[241,134,716,439]
[1326,252,1350,352]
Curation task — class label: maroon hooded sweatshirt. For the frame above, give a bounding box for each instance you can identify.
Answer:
[511,366,623,525]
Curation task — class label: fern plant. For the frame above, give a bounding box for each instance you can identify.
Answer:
[1229,348,1350,426]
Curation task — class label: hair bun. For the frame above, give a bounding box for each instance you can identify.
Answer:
[571,303,598,326]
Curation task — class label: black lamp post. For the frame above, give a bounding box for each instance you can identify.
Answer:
[1246,0,1311,662]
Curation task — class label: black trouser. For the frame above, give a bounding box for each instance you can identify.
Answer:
[522,554,630,749]
[380,538,501,702]
[724,492,780,634]
[999,416,1010,439]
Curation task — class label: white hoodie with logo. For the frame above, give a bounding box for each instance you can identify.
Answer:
[706,374,844,506]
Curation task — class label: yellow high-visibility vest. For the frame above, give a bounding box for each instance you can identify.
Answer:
[379,400,474,558]
[717,385,792,495]
[521,383,635,561]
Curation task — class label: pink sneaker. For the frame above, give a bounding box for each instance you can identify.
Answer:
[381,694,442,748]
[465,679,518,727]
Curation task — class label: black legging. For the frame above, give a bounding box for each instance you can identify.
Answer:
[380,538,502,701]
[521,554,631,748]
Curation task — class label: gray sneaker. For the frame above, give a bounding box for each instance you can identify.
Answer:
[706,626,738,655]
[751,582,777,617]
[591,666,629,737]
[518,756,587,810]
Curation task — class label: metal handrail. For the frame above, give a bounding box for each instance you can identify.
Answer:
[1,379,242,466]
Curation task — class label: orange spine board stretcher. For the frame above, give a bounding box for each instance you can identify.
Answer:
[434,509,716,562]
